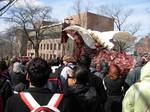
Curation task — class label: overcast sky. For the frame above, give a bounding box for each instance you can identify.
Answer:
[0,0,150,36]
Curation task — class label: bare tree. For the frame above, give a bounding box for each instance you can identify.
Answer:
[111,32,136,52]
[72,0,92,26]
[0,0,18,16]
[0,31,15,58]
[97,4,140,52]
[4,26,17,57]
[72,0,82,25]
[4,3,53,57]
[97,4,140,34]
[128,23,141,35]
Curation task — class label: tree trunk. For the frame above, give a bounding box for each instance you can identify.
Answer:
[34,43,39,58]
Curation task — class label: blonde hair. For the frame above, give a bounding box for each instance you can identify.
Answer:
[63,54,76,63]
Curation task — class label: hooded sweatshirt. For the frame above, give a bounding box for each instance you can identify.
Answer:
[122,61,150,112]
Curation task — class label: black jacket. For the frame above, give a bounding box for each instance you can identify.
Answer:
[88,72,106,104]
[5,87,65,112]
[63,84,102,112]
[11,72,28,92]
[104,75,125,96]
[0,71,13,106]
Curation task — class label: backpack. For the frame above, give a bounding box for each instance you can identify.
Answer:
[54,65,65,77]
[47,77,63,93]
[19,92,64,112]
[55,64,74,77]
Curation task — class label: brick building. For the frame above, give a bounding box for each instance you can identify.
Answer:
[135,36,150,55]
[65,12,114,31]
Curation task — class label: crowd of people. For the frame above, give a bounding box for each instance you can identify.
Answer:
[0,54,150,112]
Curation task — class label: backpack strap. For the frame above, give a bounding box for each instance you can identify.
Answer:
[103,78,107,90]
[48,78,63,92]
[20,92,64,111]
[66,65,74,70]
[48,78,62,86]
[48,78,59,81]
[20,92,40,111]
[47,93,64,107]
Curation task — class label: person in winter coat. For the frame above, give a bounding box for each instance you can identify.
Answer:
[77,55,106,111]
[0,60,13,111]
[122,61,150,112]
[5,58,65,112]
[94,61,109,80]
[124,59,145,92]
[103,64,125,112]
[64,65,102,112]
[11,62,28,92]
[60,54,76,89]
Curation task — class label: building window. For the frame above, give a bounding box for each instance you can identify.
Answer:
[41,44,42,50]
[44,44,45,50]
[50,43,53,50]
[50,54,52,59]
[54,43,56,50]
[58,43,61,50]
[47,44,49,50]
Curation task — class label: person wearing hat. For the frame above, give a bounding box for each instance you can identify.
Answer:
[60,54,76,90]
[11,62,28,92]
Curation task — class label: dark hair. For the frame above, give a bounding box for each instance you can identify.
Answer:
[77,55,91,69]
[48,58,60,66]
[0,60,8,71]
[27,58,50,87]
[72,65,89,85]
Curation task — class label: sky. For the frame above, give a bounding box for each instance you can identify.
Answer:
[0,0,150,36]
